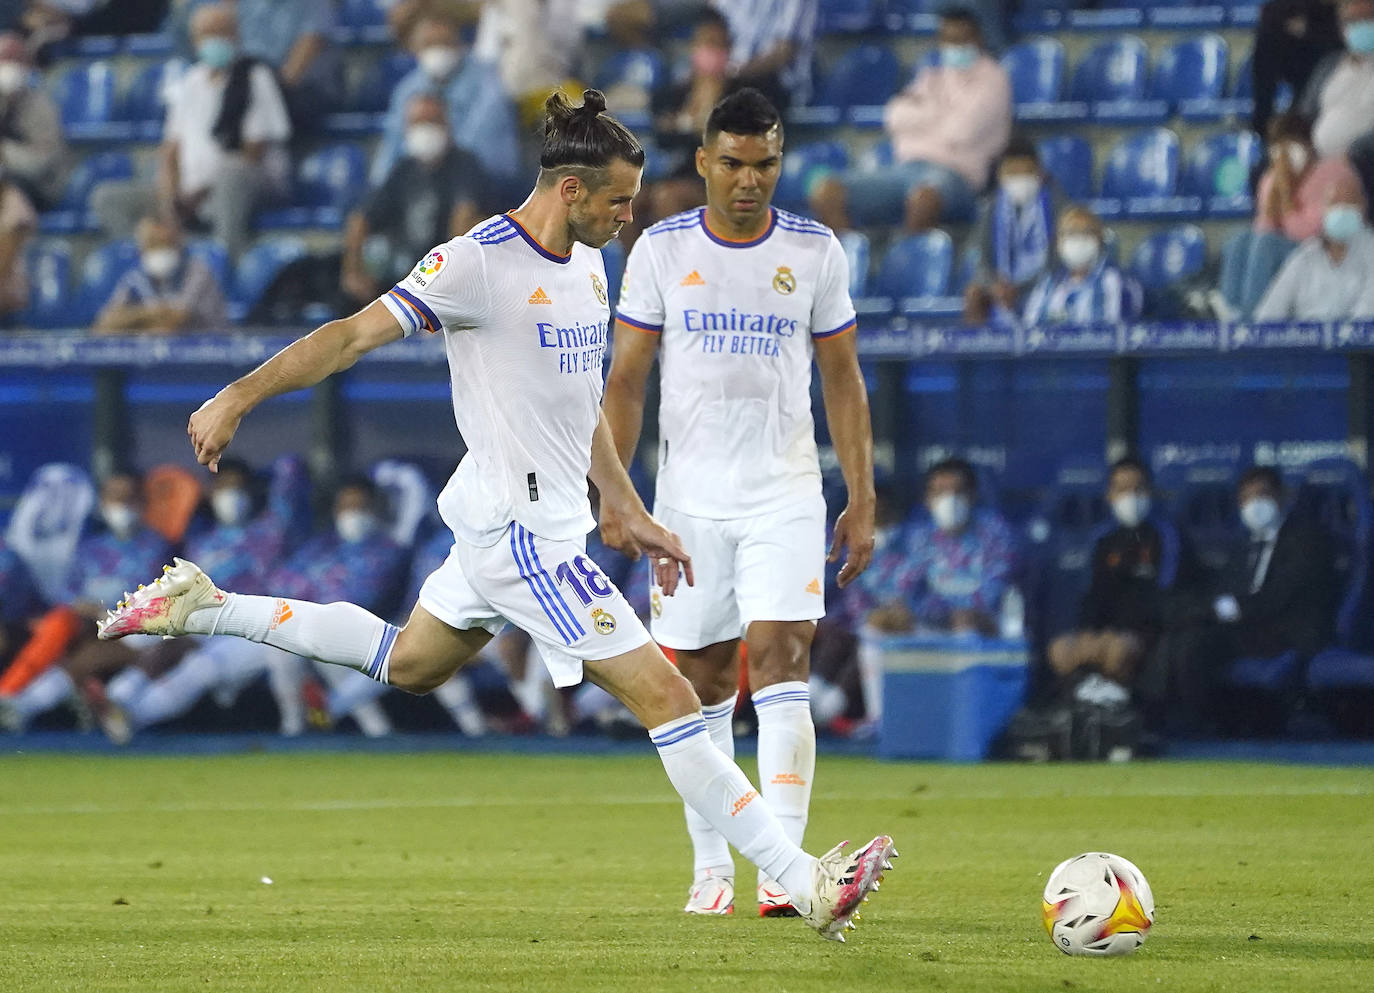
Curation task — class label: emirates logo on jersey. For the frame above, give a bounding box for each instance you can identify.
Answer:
[772,266,796,295]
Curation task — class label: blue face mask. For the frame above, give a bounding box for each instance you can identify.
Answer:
[198,37,237,70]
[940,44,978,70]
[1345,20,1374,54]
[1323,204,1365,243]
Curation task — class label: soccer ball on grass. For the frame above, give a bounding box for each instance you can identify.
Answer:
[1041,852,1154,956]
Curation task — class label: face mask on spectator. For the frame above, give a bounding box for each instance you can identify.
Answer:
[1111,493,1151,528]
[929,493,970,532]
[1240,496,1279,534]
[1058,234,1099,270]
[1345,19,1374,53]
[142,247,181,281]
[1280,142,1310,174]
[404,123,449,164]
[873,524,900,553]
[198,36,237,70]
[419,45,462,80]
[1001,175,1041,207]
[335,509,377,544]
[690,44,729,77]
[0,61,26,96]
[940,44,978,69]
[211,488,252,527]
[1322,204,1364,242]
[101,503,140,538]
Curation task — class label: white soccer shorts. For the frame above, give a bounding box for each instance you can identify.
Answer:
[649,494,827,651]
[417,522,651,687]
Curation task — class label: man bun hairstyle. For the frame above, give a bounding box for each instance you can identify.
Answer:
[704,86,782,144]
[539,88,645,181]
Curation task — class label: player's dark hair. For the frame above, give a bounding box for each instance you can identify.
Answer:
[925,457,978,495]
[1238,465,1283,497]
[704,87,782,144]
[1267,110,1313,145]
[1108,456,1151,487]
[939,4,983,35]
[537,88,644,189]
[1000,133,1040,168]
[695,6,729,34]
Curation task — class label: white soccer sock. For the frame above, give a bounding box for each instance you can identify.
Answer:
[650,713,815,914]
[683,694,737,878]
[753,682,816,890]
[12,666,74,721]
[184,593,398,684]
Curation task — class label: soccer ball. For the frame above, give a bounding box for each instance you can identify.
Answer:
[1041,852,1154,956]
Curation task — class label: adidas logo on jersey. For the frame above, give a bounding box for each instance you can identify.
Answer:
[528,287,552,304]
[680,270,705,287]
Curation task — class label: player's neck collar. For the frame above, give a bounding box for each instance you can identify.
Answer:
[503,213,572,264]
[700,206,776,249]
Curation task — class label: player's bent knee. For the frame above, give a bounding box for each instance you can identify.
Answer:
[385,645,452,695]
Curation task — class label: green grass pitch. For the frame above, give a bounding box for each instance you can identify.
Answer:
[1,752,1371,992]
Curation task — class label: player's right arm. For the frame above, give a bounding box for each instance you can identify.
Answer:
[602,234,666,468]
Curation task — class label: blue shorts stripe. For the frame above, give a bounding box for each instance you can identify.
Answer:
[650,720,708,747]
[510,527,576,645]
[521,526,585,639]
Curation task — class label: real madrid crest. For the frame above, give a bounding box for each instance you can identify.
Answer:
[590,272,608,306]
[772,266,796,295]
[650,591,662,619]
[591,608,617,635]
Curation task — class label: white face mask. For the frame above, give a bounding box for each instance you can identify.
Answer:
[335,509,377,544]
[873,524,900,554]
[1059,233,1100,271]
[404,122,449,164]
[929,492,971,533]
[211,488,251,526]
[0,61,26,96]
[101,502,140,538]
[418,45,462,80]
[142,247,181,281]
[1240,496,1279,534]
[1111,492,1151,529]
[1001,175,1041,207]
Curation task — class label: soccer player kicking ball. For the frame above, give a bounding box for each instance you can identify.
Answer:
[604,89,877,918]
[97,90,893,942]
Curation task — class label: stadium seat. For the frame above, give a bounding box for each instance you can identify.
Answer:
[348,53,417,114]
[51,60,130,141]
[76,238,141,324]
[1095,128,1191,219]
[19,240,73,329]
[876,0,939,34]
[1130,224,1206,292]
[774,140,847,213]
[874,231,958,318]
[186,239,231,297]
[258,144,367,230]
[818,0,882,34]
[1152,35,1229,117]
[121,59,185,140]
[1154,459,1240,575]
[594,49,664,130]
[336,0,391,42]
[1146,0,1228,29]
[1036,135,1094,201]
[1023,459,1112,641]
[232,237,308,321]
[40,150,134,235]
[799,43,902,127]
[1183,131,1263,217]
[1001,38,1080,122]
[1068,37,1165,123]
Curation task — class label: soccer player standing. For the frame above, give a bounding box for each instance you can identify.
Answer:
[604,89,876,917]
[98,90,892,941]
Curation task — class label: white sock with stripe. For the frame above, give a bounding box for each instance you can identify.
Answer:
[683,694,738,879]
[650,713,815,914]
[183,594,398,684]
[753,681,816,891]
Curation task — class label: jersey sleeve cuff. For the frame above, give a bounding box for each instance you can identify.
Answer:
[615,314,663,335]
[385,285,441,335]
[813,318,857,340]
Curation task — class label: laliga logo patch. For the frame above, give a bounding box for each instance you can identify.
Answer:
[772,266,796,295]
[590,272,608,306]
[417,249,446,277]
[650,591,662,619]
[591,608,617,635]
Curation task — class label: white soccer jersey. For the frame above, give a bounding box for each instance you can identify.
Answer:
[615,207,856,519]
[380,214,613,546]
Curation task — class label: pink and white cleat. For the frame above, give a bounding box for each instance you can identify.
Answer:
[801,835,897,943]
[96,558,226,640]
[684,871,735,915]
[758,876,799,918]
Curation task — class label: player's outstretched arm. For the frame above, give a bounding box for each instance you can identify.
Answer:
[815,329,876,587]
[188,300,405,471]
[601,322,660,468]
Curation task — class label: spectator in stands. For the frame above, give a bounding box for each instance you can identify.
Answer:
[1302,0,1374,208]
[708,0,817,114]
[93,216,226,333]
[1253,172,1374,319]
[859,458,1014,637]
[472,0,587,130]
[0,175,34,324]
[1215,112,1361,320]
[0,470,170,734]
[343,93,489,307]
[92,3,292,259]
[0,32,69,211]
[1022,206,1143,326]
[963,135,1063,326]
[232,0,338,127]
[808,6,1011,235]
[371,12,519,187]
[1252,0,1343,141]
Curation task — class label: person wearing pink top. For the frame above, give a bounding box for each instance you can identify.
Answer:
[808,7,1011,234]
[1215,112,1360,319]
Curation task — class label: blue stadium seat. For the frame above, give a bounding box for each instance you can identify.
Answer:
[774,140,847,213]
[802,43,902,128]
[1152,35,1229,116]
[602,237,626,305]
[594,49,664,129]
[52,60,130,141]
[1036,135,1094,201]
[1183,131,1262,217]
[818,0,882,34]
[1068,37,1165,123]
[339,0,387,25]
[875,231,959,318]
[40,150,134,235]
[1001,38,1079,122]
[259,144,367,230]
[1131,224,1206,294]
[348,53,417,114]
[19,241,73,329]
[877,0,939,34]
[121,59,184,139]
[232,237,309,321]
[1154,459,1240,575]
[76,239,141,324]
[1024,459,1112,641]
[1095,128,1191,219]
[186,239,231,296]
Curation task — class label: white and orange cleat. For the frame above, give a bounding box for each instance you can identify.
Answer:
[801,835,897,943]
[758,876,800,918]
[683,871,735,916]
[96,558,226,640]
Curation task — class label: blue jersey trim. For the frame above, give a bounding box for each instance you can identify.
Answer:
[505,214,572,264]
[701,206,777,249]
[389,285,440,333]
